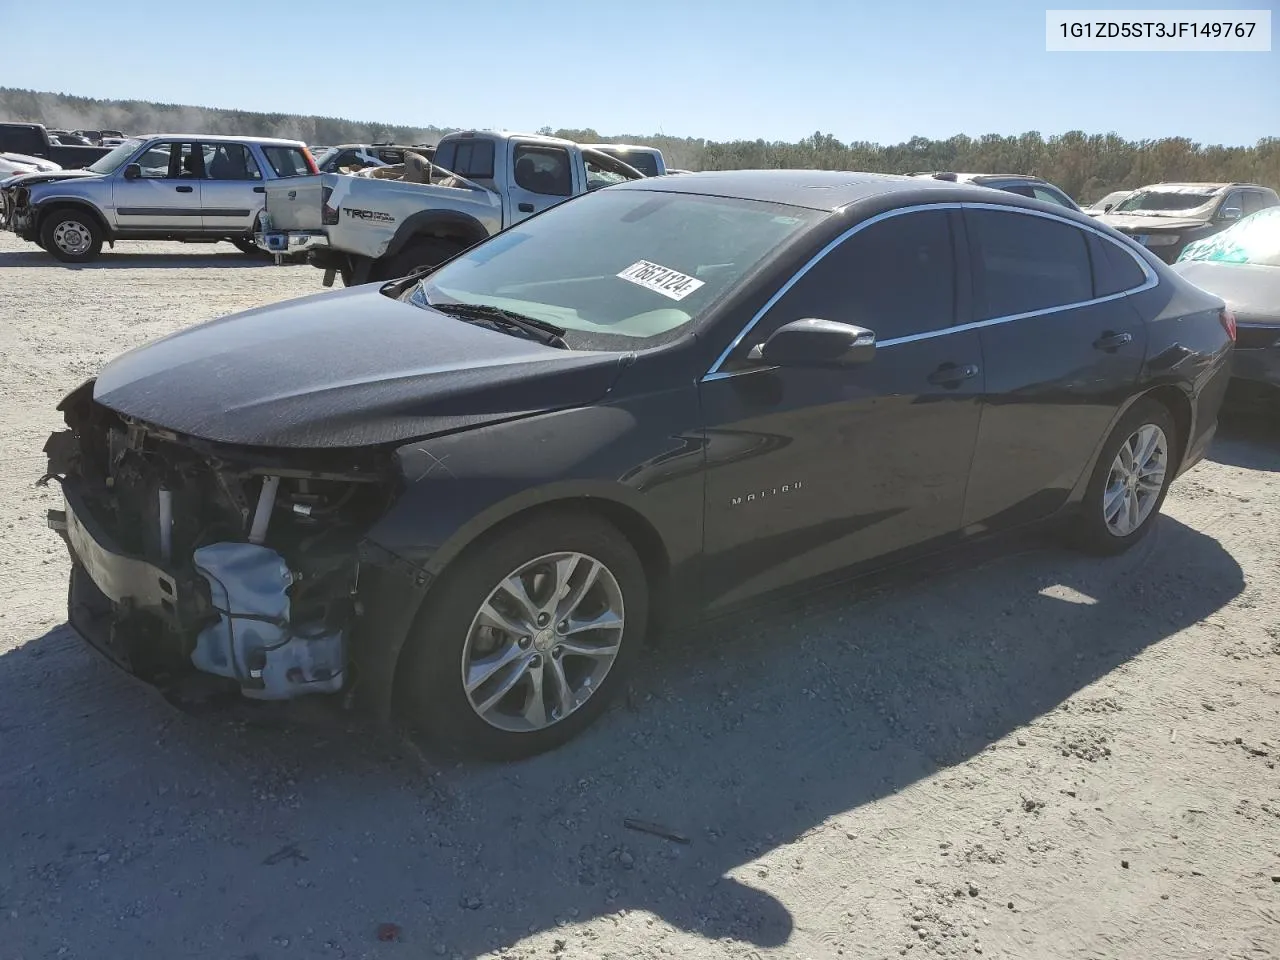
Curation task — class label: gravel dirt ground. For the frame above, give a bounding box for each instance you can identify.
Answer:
[1,233,1279,960]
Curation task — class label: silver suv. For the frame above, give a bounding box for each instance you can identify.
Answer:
[3,134,317,262]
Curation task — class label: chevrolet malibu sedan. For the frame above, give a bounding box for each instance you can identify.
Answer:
[42,171,1235,759]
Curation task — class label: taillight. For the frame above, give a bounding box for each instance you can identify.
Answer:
[1219,307,1237,342]
[302,147,319,176]
[321,185,338,225]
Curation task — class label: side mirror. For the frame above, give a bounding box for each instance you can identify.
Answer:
[122,163,141,181]
[1103,203,1114,213]
[747,318,876,368]
[1221,206,1243,221]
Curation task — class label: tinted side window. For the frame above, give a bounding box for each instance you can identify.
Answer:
[513,145,572,197]
[202,143,261,180]
[759,209,956,343]
[7,126,44,153]
[1033,186,1074,208]
[1242,191,1267,216]
[262,146,313,178]
[1220,191,1244,217]
[966,210,1092,320]
[437,140,495,180]
[1087,233,1147,297]
[135,143,176,178]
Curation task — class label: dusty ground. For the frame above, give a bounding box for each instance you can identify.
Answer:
[1,233,1278,960]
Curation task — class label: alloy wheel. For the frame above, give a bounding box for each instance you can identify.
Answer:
[1103,423,1168,537]
[461,551,625,732]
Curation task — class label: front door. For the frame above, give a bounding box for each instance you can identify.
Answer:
[111,141,202,232]
[698,208,985,611]
[959,206,1148,533]
[199,141,264,234]
[505,143,576,225]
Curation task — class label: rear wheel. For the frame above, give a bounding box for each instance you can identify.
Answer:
[1071,398,1179,555]
[376,237,464,282]
[398,510,648,760]
[40,209,103,263]
[231,237,267,257]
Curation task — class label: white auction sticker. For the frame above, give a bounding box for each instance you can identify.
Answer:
[616,260,706,301]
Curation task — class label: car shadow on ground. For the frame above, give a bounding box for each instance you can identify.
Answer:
[1208,399,1280,472]
[0,512,1244,959]
[0,249,275,270]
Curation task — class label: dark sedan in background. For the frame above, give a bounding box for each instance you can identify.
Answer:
[1175,206,1280,394]
[41,171,1234,759]
[1098,181,1279,264]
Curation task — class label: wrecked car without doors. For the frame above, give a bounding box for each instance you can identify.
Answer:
[45,171,1234,759]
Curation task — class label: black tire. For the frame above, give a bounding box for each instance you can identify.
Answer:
[398,509,648,760]
[1070,397,1179,556]
[39,208,103,263]
[376,237,463,282]
[231,237,267,257]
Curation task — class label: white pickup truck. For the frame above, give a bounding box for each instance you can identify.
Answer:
[257,130,646,287]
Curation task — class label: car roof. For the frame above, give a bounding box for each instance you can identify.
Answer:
[585,143,661,153]
[140,134,308,147]
[1132,182,1247,193]
[609,168,1038,212]
[911,171,1051,184]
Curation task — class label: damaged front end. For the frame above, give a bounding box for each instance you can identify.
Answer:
[43,380,401,704]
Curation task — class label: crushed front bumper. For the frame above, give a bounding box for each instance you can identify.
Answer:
[52,479,208,677]
[51,478,347,701]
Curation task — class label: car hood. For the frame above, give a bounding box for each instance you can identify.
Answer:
[1171,260,1280,324]
[92,285,631,449]
[3,168,101,189]
[0,152,60,171]
[1096,213,1207,232]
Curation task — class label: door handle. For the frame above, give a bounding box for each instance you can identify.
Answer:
[253,186,265,193]
[175,185,194,193]
[517,202,534,213]
[927,362,980,387]
[1093,331,1133,352]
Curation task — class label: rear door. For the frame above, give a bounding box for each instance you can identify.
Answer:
[960,206,1149,532]
[111,140,203,231]
[505,142,577,224]
[199,142,265,233]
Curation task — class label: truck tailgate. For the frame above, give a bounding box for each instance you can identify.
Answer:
[264,174,327,231]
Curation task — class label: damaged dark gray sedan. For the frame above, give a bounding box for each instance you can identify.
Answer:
[43,171,1234,759]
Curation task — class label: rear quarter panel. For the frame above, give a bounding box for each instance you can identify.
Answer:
[1127,267,1232,470]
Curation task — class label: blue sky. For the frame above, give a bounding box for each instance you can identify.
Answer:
[2,0,1276,145]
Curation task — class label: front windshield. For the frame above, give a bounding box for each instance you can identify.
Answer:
[313,146,338,167]
[1114,189,1217,214]
[1177,207,1280,267]
[406,189,820,349]
[86,138,144,175]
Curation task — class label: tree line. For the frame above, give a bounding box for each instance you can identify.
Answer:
[4,88,1275,204]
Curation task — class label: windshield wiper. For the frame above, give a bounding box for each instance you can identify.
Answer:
[427,300,568,348]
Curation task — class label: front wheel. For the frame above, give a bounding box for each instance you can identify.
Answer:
[40,209,103,263]
[398,510,648,760]
[1071,398,1179,556]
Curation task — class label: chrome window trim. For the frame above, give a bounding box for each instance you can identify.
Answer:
[701,200,1158,382]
